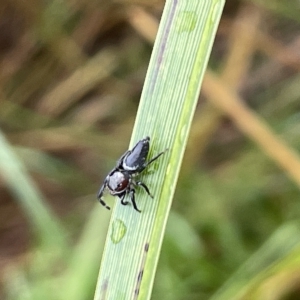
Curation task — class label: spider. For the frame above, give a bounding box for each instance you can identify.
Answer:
[97,136,167,212]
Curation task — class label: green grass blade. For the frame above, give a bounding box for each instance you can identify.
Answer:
[94,1,225,299]
[0,130,66,247]
[59,204,111,300]
[211,221,300,300]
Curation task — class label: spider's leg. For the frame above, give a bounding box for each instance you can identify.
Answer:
[136,181,153,198]
[119,192,129,205]
[129,189,141,213]
[97,177,111,210]
[139,149,168,172]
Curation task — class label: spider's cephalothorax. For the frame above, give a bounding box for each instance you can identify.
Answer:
[97,136,167,212]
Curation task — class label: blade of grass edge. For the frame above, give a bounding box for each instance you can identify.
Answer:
[94,1,225,300]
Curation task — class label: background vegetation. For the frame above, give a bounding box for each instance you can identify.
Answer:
[1,0,300,299]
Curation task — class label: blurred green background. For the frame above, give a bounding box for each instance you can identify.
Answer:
[1,0,300,299]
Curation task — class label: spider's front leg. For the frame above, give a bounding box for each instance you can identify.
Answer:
[119,192,129,206]
[97,177,111,210]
